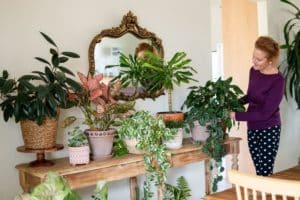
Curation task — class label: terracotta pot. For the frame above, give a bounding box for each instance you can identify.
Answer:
[191,121,209,142]
[164,128,183,149]
[156,111,184,122]
[85,129,115,160]
[68,145,90,166]
[20,118,58,149]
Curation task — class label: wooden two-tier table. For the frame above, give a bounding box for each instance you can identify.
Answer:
[16,137,241,200]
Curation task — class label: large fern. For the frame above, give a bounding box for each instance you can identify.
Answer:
[164,176,191,200]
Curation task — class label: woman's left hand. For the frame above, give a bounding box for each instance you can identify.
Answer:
[229,112,236,120]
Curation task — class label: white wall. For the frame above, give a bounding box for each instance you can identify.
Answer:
[0,0,212,199]
[267,0,300,172]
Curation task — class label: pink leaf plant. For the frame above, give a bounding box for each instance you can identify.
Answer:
[65,72,135,131]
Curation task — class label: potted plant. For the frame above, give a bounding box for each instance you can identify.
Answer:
[181,77,245,192]
[164,121,184,150]
[280,0,300,109]
[65,72,135,160]
[117,111,176,200]
[0,32,82,150]
[142,51,197,123]
[67,126,90,166]
[106,53,165,101]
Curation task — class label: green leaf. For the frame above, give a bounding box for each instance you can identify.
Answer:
[2,70,8,79]
[56,71,66,82]
[39,32,57,47]
[57,66,75,76]
[51,54,59,67]
[50,48,58,55]
[35,57,50,65]
[37,85,49,99]
[19,80,36,91]
[62,51,80,58]
[1,79,15,94]
[45,67,55,82]
[59,56,69,63]
[18,75,44,81]
[65,78,82,92]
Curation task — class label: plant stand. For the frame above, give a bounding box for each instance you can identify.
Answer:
[17,144,64,167]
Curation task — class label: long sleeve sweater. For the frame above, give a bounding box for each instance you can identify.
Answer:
[235,67,285,130]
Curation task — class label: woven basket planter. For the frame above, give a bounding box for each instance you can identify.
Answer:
[20,118,58,150]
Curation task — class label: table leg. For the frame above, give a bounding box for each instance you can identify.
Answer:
[231,153,239,170]
[205,160,211,194]
[130,177,137,200]
[19,171,30,193]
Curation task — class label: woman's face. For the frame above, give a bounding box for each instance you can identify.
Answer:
[252,48,271,71]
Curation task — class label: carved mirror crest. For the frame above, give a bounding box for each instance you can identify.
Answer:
[88,11,164,76]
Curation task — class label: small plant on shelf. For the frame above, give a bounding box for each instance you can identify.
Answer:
[67,126,90,166]
[64,72,135,160]
[68,126,89,147]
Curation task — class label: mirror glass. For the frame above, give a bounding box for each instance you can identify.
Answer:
[88,11,164,76]
[94,33,151,77]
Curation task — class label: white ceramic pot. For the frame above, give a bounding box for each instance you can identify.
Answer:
[191,121,209,142]
[123,137,144,154]
[165,128,183,149]
[69,145,90,166]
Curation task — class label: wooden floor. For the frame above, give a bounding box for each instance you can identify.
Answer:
[204,165,300,200]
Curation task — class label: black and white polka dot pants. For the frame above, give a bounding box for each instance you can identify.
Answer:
[247,125,280,176]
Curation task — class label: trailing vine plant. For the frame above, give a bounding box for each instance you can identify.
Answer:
[182,77,245,192]
[117,111,176,200]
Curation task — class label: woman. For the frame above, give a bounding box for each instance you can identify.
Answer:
[229,36,285,176]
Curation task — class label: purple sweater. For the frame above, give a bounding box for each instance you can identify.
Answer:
[235,67,284,130]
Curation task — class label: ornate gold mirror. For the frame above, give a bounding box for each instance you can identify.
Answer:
[88,11,164,76]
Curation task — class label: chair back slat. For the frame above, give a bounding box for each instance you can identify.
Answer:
[228,170,300,200]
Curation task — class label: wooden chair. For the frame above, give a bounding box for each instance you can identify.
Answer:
[228,170,300,200]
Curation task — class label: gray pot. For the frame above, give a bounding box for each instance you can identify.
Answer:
[85,129,115,160]
[191,121,209,142]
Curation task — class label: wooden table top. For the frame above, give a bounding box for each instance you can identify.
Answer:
[16,137,241,178]
[204,165,300,200]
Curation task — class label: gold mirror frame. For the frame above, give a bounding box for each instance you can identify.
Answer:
[88,11,164,75]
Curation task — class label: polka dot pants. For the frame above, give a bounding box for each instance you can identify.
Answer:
[247,125,280,176]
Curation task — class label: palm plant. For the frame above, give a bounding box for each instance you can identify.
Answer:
[143,52,197,112]
[106,53,164,100]
[280,0,300,108]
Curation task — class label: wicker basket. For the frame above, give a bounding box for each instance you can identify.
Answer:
[20,118,58,150]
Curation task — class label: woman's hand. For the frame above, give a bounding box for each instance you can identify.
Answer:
[229,111,236,121]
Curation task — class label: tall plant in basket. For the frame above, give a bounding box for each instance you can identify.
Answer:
[0,32,82,150]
